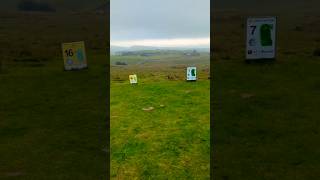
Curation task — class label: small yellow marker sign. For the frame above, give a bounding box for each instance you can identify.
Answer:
[129,74,138,84]
[62,41,87,70]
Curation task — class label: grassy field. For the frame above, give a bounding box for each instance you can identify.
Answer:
[212,10,320,179]
[110,53,210,179]
[0,12,108,179]
[4,3,320,180]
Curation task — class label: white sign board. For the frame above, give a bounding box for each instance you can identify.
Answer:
[129,74,138,84]
[246,17,276,59]
[62,41,87,70]
[187,67,197,81]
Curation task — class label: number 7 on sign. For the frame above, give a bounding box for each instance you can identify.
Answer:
[250,26,257,35]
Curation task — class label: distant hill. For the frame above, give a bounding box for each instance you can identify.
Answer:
[214,0,320,13]
[17,1,56,12]
[0,0,107,12]
[111,45,210,55]
[110,46,131,54]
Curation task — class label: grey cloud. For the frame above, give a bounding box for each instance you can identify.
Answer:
[111,0,210,41]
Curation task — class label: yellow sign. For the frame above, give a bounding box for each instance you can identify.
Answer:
[129,74,138,84]
[62,41,87,70]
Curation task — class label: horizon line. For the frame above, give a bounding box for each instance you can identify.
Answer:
[111,37,210,48]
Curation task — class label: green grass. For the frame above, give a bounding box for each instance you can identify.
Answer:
[212,56,320,179]
[0,54,108,179]
[212,10,320,179]
[111,54,210,179]
[0,12,107,179]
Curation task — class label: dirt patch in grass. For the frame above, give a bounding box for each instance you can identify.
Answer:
[167,74,181,81]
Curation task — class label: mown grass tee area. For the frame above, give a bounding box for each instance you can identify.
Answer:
[110,53,210,179]
[0,12,107,179]
[212,11,320,179]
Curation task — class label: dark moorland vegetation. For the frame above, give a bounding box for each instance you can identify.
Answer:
[18,0,56,12]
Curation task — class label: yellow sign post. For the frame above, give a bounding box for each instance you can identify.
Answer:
[62,41,87,70]
[129,74,138,84]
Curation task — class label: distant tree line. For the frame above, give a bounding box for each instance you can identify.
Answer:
[18,0,56,12]
[116,50,202,57]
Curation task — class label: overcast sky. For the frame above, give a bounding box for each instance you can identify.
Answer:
[111,0,210,48]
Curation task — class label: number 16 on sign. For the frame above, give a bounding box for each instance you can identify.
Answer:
[62,41,87,70]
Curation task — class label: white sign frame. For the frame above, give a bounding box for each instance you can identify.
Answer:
[186,67,197,81]
[246,17,277,60]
